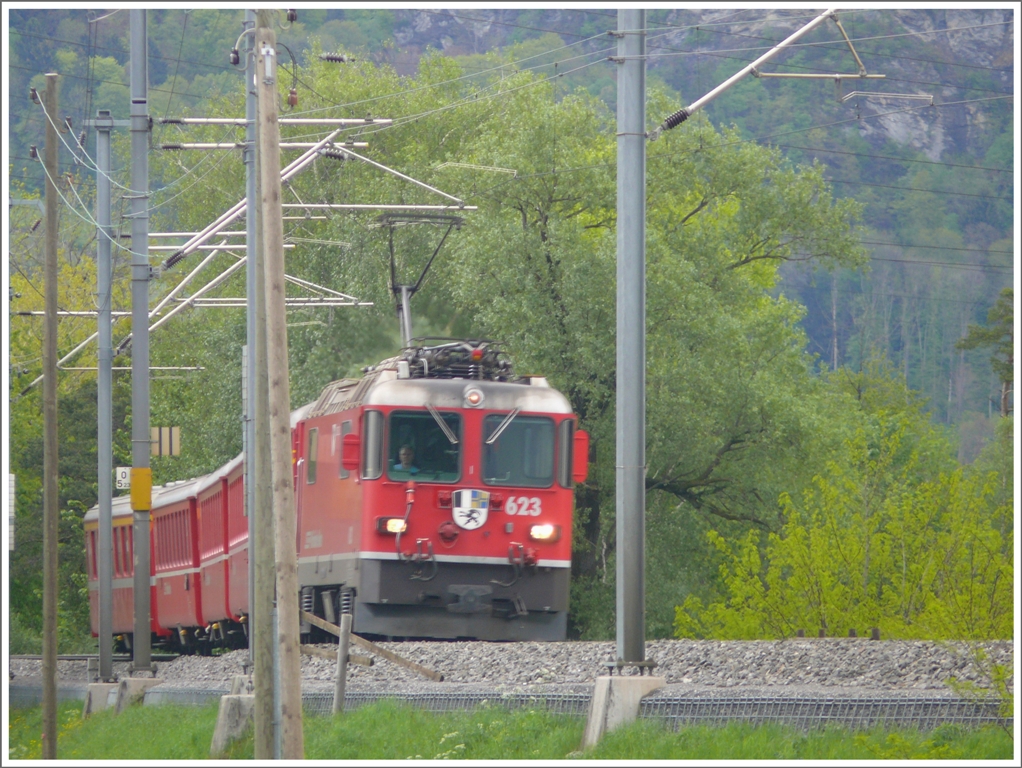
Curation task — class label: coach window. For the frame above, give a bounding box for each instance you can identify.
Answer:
[556,419,575,488]
[306,428,318,484]
[387,410,461,482]
[339,420,353,479]
[483,415,554,488]
[362,410,384,480]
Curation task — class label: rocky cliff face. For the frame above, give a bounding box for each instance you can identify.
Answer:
[388,8,1014,162]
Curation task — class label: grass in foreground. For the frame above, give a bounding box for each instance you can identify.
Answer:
[7,699,1014,760]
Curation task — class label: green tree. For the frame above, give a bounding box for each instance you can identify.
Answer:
[956,287,1013,417]
[675,364,1012,641]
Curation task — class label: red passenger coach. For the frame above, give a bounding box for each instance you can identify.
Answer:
[151,478,205,645]
[84,494,136,638]
[197,460,239,633]
[85,493,170,650]
[225,455,249,621]
[85,339,589,651]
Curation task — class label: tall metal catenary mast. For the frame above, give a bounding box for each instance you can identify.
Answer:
[96,109,115,684]
[615,9,646,665]
[128,8,154,675]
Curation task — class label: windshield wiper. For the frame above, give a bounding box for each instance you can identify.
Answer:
[485,408,520,445]
[426,403,458,444]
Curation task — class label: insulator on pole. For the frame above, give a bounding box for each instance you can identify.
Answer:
[662,108,690,130]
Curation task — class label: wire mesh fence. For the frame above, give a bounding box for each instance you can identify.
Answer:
[302,689,593,718]
[9,682,1010,732]
[640,693,1010,732]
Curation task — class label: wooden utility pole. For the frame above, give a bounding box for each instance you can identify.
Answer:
[253,182,277,759]
[41,70,60,761]
[247,10,276,761]
[256,12,304,758]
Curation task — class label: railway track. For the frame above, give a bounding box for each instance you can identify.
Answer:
[9,653,180,662]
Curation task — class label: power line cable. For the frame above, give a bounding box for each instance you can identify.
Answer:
[159,10,191,137]
[797,286,995,307]
[653,94,1014,164]
[825,178,1012,201]
[10,154,126,175]
[81,14,97,146]
[324,57,611,143]
[296,11,798,119]
[418,7,757,44]
[35,90,244,210]
[86,9,123,24]
[35,94,136,192]
[144,133,243,211]
[643,21,1015,69]
[642,45,1012,97]
[867,256,1011,272]
[659,36,1012,97]
[466,95,1013,200]
[685,18,1014,75]
[773,144,1011,173]
[11,28,236,74]
[290,31,614,117]
[9,63,216,100]
[417,8,595,40]
[32,155,143,259]
[859,240,1014,256]
[643,8,874,32]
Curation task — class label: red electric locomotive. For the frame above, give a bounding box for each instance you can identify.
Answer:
[85,339,588,650]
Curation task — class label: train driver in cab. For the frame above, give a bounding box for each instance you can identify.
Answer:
[393,444,419,475]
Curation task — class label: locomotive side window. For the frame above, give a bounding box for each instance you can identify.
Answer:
[557,419,575,488]
[306,428,318,484]
[339,420,353,479]
[387,410,461,482]
[362,410,384,480]
[483,415,555,488]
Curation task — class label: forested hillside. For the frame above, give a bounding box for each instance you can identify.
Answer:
[6,9,1014,648]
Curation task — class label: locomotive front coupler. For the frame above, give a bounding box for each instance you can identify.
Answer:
[408,538,438,581]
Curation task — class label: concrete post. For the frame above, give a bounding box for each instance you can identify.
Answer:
[128,8,154,676]
[96,108,115,683]
[615,8,647,665]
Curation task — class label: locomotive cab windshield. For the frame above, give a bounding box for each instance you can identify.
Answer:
[387,409,461,481]
[482,414,555,487]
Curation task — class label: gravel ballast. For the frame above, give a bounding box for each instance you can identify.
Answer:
[9,639,1013,698]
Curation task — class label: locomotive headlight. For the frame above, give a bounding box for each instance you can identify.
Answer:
[529,523,560,542]
[376,516,408,534]
[464,387,484,407]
